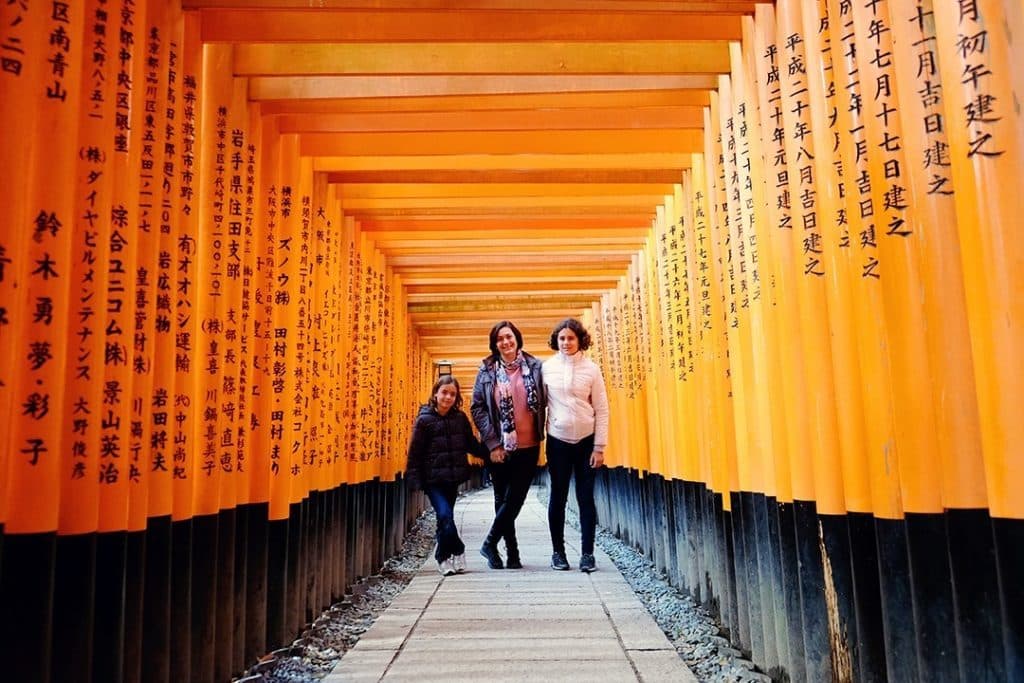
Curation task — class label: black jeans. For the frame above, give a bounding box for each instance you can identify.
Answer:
[424,482,464,563]
[546,434,597,555]
[484,445,539,551]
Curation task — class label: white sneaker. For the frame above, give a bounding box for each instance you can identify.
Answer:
[451,553,467,574]
[437,558,456,576]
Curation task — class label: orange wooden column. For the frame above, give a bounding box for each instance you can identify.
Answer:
[933,0,1024,522]
[886,0,985,520]
[932,3,1024,676]
[790,1,872,518]
[194,42,233,518]
[294,155,315,503]
[339,214,360,483]
[824,0,903,525]
[2,0,83,534]
[651,203,679,481]
[57,0,116,536]
[732,34,785,510]
[273,133,303,513]
[126,0,171,534]
[0,8,82,679]
[0,2,45,530]
[251,114,280,517]
[171,11,203,524]
[774,0,846,519]
[749,5,801,514]
[675,176,702,486]
[232,87,259,512]
[149,0,185,526]
[701,108,740,513]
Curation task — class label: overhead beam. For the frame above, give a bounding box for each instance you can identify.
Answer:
[366,228,647,241]
[313,153,690,172]
[390,253,634,267]
[234,42,730,76]
[326,169,687,184]
[276,106,705,133]
[249,74,719,100]
[259,90,712,114]
[337,184,674,199]
[198,8,744,42]
[357,217,652,231]
[301,130,703,156]
[341,195,667,210]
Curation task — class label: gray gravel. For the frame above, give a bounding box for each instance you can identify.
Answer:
[237,486,773,682]
[236,510,438,682]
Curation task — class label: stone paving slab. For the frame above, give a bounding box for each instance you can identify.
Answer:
[326,487,698,682]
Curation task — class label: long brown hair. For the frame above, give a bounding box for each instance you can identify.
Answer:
[427,375,463,411]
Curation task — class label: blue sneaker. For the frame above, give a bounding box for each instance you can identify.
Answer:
[550,552,570,570]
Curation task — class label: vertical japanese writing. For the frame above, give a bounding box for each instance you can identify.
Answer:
[173,70,198,487]
[0,0,31,78]
[266,184,283,478]
[859,0,912,242]
[236,139,256,478]
[949,0,1003,160]
[346,245,361,463]
[199,103,227,481]
[816,2,851,249]
[782,30,825,278]
[833,0,881,279]
[101,0,140,504]
[64,0,113,500]
[294,192,311,474]
[44,0,71,102]
[906,2,953,195]
[129,14,163,503]
[151,29,178,501]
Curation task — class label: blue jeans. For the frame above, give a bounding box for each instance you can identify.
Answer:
[546,434,597,555]
[424,482,464,563]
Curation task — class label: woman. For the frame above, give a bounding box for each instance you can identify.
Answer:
[406,376,488,575]
[471,320,546,569]
[543,318,609,573]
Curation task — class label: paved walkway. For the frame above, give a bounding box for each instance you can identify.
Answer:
[325,486,698,682]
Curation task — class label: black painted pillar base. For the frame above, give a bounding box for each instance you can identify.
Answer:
[142,515,172,683]
[94,531,127,683]
[53,533,96,683]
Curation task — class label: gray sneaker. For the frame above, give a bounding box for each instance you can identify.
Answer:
[579,553,596,573]
[437,558,456,576]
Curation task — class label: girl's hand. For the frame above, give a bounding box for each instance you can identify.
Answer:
[590,450,605,468]
[490,447,507,463]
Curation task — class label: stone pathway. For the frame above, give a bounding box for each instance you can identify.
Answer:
[325,489,698,682]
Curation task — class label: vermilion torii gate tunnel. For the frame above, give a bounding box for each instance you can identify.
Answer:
[0,1,1021,682]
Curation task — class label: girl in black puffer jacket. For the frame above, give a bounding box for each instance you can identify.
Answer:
[406,376,489,575]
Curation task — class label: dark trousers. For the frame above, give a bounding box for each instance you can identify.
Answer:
[424,482,464,563]
[546,434,597,555]
[484,445,540,553]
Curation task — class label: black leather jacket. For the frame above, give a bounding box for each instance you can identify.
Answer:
[470,352,547,453]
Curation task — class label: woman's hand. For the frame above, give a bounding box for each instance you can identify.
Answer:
[490,447,507,464]
[590,449,605,468]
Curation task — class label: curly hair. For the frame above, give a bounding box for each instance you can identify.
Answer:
[548,317,592,351]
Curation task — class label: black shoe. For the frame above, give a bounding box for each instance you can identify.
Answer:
[550,552,570,571]
[579,553,596,573]
[480,543,504,569]
[505,554,523,569]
